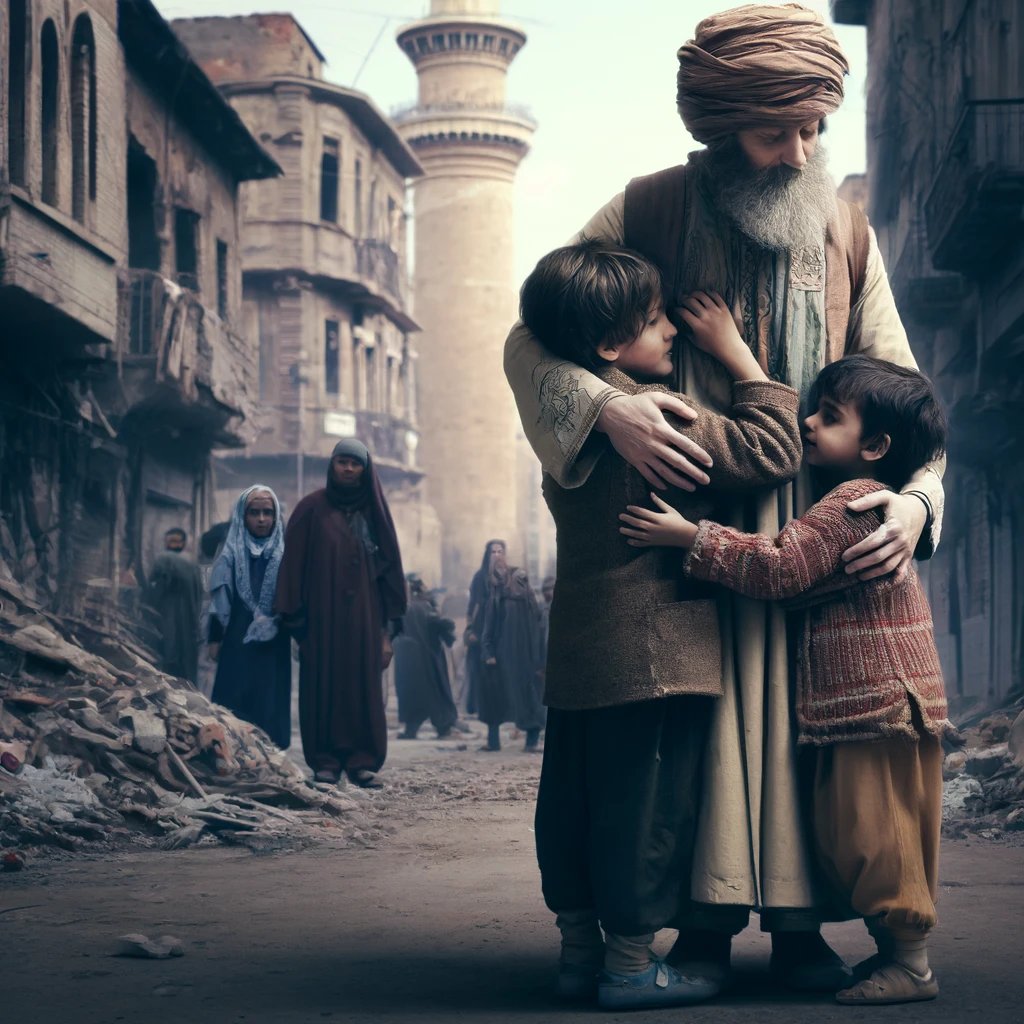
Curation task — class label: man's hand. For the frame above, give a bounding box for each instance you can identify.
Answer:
[596,393,712,491]
[382,632,394,670]
[619,493,699,548]
[485,657,497,666]
[843,490,928,580]
[208,642,220,662]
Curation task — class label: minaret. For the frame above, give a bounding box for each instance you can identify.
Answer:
[395,1,535,588]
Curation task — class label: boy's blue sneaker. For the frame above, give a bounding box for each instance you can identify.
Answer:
[597,960,720,1010]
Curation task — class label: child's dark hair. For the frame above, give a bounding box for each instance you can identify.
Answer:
[519,239,664,371]
[808,354,947,490]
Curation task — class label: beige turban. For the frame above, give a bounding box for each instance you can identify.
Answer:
[676,3,849,144]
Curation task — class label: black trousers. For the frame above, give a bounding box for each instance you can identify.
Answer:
[535,696,712,937]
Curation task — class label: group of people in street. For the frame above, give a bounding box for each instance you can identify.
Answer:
[143,443,556,784]
[463,539,551,753]
[147,440,407,790]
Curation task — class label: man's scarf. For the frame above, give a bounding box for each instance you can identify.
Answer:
[676,3,849,144]
[209,485,285,643]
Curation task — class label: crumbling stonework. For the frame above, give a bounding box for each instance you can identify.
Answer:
[0,1,278,627]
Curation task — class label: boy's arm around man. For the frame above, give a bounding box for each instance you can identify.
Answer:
[684,479,887,602]
[653,377,804,495]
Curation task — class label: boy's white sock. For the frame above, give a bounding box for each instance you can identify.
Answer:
[556,910,604,967]
[892,936,930,976]
[603,931,656,976]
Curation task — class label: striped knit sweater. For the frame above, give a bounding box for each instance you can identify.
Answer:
[684,478,950,745]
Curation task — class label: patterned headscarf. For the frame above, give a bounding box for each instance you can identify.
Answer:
[676,3,849,145]
[209,485,285,643]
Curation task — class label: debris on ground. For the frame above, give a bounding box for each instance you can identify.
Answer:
[0,575,375,857]
[943,698,1024,840]
[115,934,185,959]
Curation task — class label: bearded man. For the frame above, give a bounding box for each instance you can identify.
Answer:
[504,3,944,997]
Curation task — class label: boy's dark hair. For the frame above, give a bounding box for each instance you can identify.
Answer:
[808,354,947,490]
[519,239,664,371]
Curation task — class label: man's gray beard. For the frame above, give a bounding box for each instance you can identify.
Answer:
[699,141,838,253]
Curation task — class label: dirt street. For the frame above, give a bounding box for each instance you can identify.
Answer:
[3,725,1023,1024]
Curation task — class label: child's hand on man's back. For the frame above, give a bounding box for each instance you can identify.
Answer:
[619,493,699,549]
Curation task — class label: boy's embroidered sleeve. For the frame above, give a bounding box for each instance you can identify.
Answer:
[503,193,627,489]
[504,321,619,488]
[670,380,803,492]
[684,482,884,601]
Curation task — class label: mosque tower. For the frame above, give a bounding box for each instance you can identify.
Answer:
[395,1,535,588]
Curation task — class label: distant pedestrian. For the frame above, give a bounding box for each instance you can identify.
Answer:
[480,554,545,752]
[208,486,291,748]
[275,440,406,788]
[147,528,203,683]
[464,539,506,715]
[394,574,459,740]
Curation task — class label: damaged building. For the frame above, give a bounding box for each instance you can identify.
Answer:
[832,0,1024,706]
[0,1,278,633]
[170,14,442,584]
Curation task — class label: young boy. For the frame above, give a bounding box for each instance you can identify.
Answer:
[520,239,805,1009]
[619,354,951,1006]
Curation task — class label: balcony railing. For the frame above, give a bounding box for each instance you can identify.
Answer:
[390,99,536,126]
[924,99,1024,272]
[355,409,416,468]
[116,268,255,444]
[888,219,967,324]
[355,238,406,306]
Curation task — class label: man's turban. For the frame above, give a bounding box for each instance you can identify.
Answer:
[676,3,849,145]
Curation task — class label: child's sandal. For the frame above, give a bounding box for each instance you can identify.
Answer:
[835,963,938,1005]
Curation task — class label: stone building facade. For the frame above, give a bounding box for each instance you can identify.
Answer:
[833,0,1024,706]
[394,0,541,589]
[0,0,276,634]
[171,14,441,585]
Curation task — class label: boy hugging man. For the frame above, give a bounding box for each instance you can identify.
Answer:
[621,353,951,1006]
[520,239,804,1010]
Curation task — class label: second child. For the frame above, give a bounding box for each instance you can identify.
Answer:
[620,354,950,1006]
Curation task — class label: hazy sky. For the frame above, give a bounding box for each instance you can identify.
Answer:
[156,1,868,280]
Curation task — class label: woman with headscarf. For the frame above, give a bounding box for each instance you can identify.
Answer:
[480,553,545,752]
[463,539,506,716]
[274,440,406,788]
[208,486,290,748]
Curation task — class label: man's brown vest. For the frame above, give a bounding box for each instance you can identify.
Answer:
[623,164,872,367]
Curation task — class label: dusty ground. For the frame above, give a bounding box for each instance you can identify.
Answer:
[3,721,1024,1023]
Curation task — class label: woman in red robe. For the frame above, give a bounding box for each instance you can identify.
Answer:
[275,440,406,788]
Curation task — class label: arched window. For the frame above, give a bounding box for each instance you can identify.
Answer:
[7,1,28,186]
[70,15,97,222]
[40,20,60,207]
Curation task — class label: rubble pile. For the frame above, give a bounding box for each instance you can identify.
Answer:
[0,583,373,856]
[942,699,1024,840]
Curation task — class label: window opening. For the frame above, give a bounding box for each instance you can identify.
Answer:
[174,209,201,292]
[40,20,60,206]
[320,138,339,222]
[8,1,28,186]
